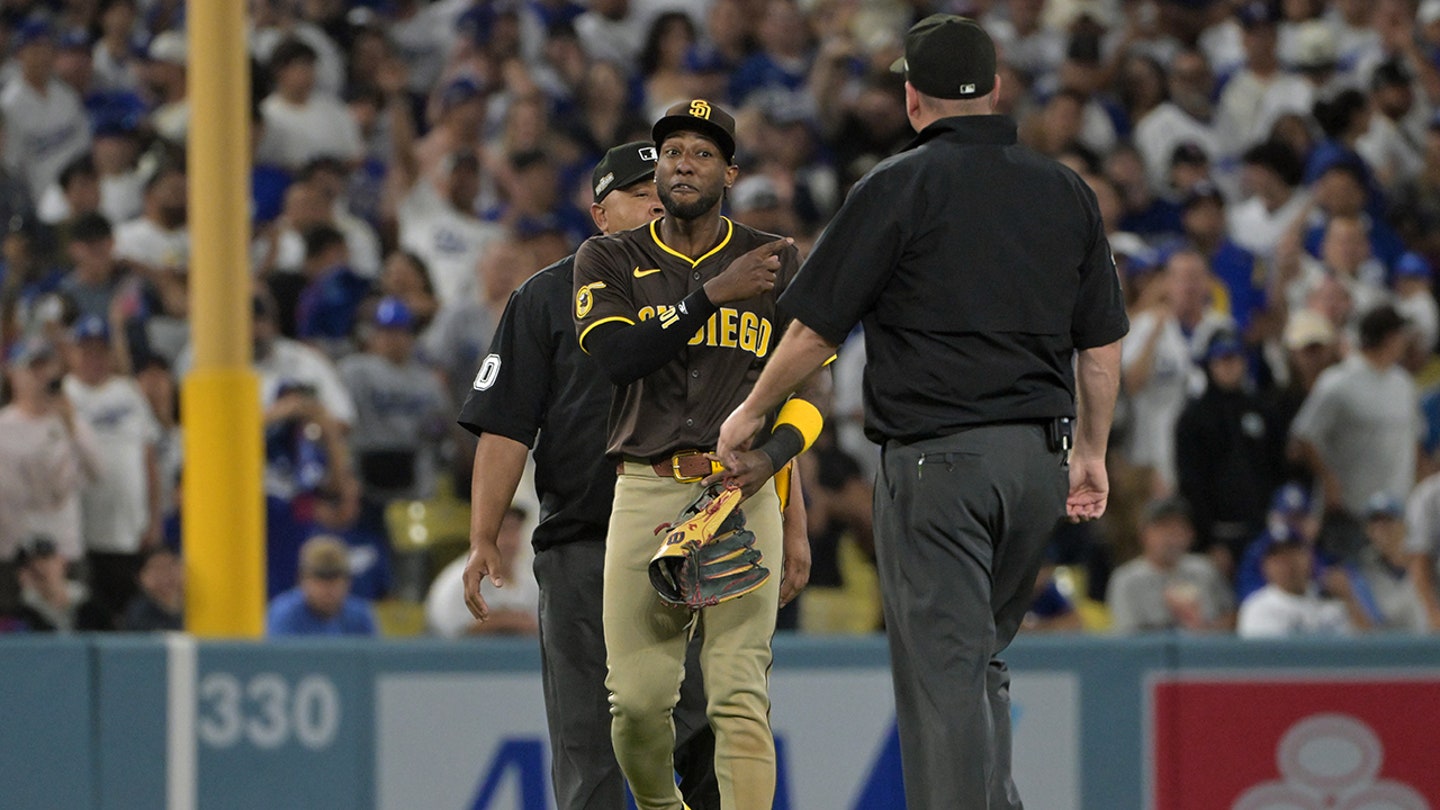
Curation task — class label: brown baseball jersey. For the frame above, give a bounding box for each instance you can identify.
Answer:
[573,216,801,459]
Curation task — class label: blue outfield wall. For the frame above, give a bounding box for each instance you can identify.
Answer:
[2,634,1439,809]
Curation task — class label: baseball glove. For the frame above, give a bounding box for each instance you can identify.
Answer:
[648,484,770,609]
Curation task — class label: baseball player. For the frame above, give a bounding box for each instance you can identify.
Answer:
[572,100,827,810]
[458,143,720,810]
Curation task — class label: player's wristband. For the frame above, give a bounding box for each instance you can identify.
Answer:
[757,426,804,473]
[775,397,823,453]
[756,398,824,471]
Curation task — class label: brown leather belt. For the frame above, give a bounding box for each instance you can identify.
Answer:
[618,450,720,482]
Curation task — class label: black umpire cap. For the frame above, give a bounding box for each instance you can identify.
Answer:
[890,14,997,100]
[592,141,658,203]
[652,99,737,164]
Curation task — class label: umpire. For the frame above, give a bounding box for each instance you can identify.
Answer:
[717,15,1128,810]
[458,142,718,810]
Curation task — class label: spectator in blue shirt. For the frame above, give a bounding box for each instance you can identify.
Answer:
[267,534,377,637]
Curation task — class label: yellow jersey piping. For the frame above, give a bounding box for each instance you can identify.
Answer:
[578,316,636,354]
[648,217,735,269]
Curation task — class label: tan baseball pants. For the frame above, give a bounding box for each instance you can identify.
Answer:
[603,461,783,810]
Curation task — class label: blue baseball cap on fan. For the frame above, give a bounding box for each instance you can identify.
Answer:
[439,77,483,111]
[1363,492,1404,521]
[1203,331,1245,362]
[373,297,414,330]
[71,314,110,342]
[1261,526,1309,556]
[1269,482,1311,516]
[1394,252,1433,281]
[5,335,55,366]
[12,18,53,50]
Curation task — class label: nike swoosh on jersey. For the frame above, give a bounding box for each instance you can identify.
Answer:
[633,267,663,278]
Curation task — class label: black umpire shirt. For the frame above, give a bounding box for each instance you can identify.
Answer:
[779,114,1129,443]
[458,256,615,551]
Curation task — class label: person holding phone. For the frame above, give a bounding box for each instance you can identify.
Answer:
[0,335,101,615]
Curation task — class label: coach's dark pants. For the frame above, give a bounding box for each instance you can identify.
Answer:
[534,540,719,810]
[875,425,1067,810]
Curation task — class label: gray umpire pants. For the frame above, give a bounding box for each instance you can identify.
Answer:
[875,424,1068,810]
[534,540,719,810]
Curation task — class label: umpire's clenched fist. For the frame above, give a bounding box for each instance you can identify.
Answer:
[703,237,793,304]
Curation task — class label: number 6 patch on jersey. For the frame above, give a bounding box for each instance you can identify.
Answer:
[576,281,607,319]
[473,354,501,390]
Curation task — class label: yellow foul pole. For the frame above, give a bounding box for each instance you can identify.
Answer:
[183,0,263,636]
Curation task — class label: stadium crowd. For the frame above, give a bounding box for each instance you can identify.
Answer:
[1,0,1440,638]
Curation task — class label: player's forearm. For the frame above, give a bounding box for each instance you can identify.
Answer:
[782,462,806,528]
[1074,339,1121,457]
[742,321,838,419]
[469,434,529,550]
[586,289,719,385]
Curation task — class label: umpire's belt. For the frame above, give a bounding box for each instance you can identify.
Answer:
[618,450,723,483]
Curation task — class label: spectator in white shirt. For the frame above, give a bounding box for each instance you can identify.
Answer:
[1359,59,1425,189]
[294,157,382,279]
[38,154,103,226]
[1215,1,1285,156]
[575,0,661,67]
[393,137,504,308]
[1392,252,1439,360]
[141,31,188,146]
[1238,531,1353,637]
[61,315,161,622]
[113,163,189,273]
[91,0,145,94]
[1122,249,1234,493]
[426,505,538,637]
[0,337,102,599]
[39,121,145,228]
[256,38,362,171]
[1228,140,1310,261]
[1133,49,1221,194]
[250,0,348,96]
[0,20,92,200]
[1255,21,1348,144]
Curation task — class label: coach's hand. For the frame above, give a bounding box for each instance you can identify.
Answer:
[1066,453,1109,523]
[717,403,766,469]
[462,540,505,621]
[704,238,791,304]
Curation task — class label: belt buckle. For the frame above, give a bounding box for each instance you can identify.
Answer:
[670,450,705,483]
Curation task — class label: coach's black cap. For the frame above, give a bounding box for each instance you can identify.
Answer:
[890,15,996,100]
[652,99,737,164]
[592,141,658,203]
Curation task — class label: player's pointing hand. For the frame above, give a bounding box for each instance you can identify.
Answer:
[703,237,792,304]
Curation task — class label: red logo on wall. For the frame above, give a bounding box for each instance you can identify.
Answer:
[1151,677,1440,809]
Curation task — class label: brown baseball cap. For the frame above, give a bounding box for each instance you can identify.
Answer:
[890,14,997,100]
[652,99,736,163]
